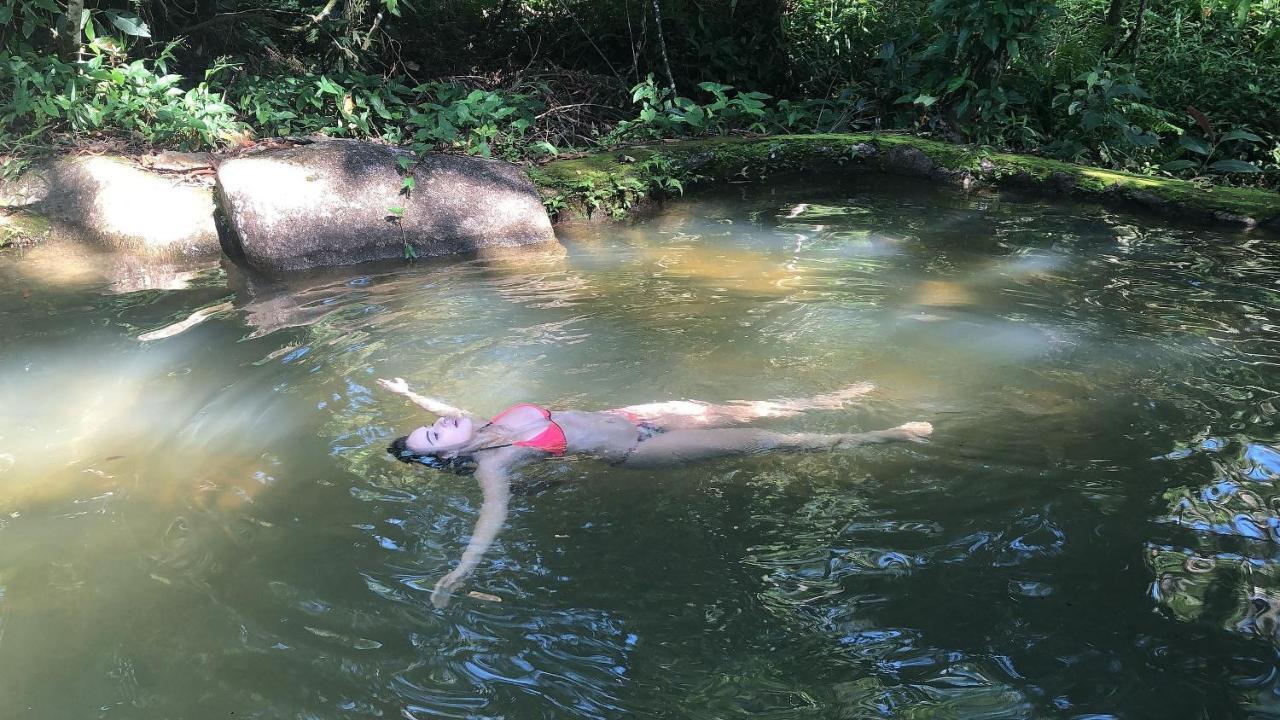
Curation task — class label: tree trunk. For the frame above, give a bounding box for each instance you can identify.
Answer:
[652,0,677,96]
[59,0,85,61]
[1101,0,1127,52]
[1117,0,1148,59]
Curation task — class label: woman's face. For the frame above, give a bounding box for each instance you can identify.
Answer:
[405,415,475,454]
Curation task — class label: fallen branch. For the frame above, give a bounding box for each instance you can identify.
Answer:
[176,8,298,35]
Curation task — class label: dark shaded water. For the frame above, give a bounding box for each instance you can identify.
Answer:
[3,176,1280,718]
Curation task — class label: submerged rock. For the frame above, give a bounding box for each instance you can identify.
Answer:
[215,140,555,272]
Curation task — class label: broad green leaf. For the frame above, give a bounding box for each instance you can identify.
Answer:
[401,176,416,191]
[108,11,150,37]
[1208,159,1262,173]
[1221,129,1263,143]
[369,94,393,119]
[1161,160,1200,172]
[982,29,999,51]
[1178,136,1212,156]
[316,76,343,96]
[1123,129,1159,146]
[913,94,938,107]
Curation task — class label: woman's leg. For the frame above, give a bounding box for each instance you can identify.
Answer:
[612,382,875,430]
[620,422,931,467]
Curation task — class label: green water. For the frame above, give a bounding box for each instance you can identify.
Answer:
[3,176,1280,718]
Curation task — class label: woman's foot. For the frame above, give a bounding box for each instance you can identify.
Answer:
[894,421,933,442]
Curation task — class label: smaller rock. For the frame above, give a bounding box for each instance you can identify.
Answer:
[1047,171,1077,193]
[850,143,878,159]
[1212,210,1257,227]
[0,168,50,208]
[1124,190,1169,209]
[19,156,219,256]
[882,146,936,177]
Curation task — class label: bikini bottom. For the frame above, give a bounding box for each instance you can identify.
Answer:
[606,411,667,465]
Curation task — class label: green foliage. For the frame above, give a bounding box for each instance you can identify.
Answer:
[879,0,1059,144]
[1047,63,1167,166]
[604,76,770,139]
[605,75,871,143]
[1164,107,1263,176]
[227,72,553,159]
[537,151,701,219]
[1,0,1278,191]
[0,4,243,152]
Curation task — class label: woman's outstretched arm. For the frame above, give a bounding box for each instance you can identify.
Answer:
[621,422,932,467]
[430,460,512,608]
[377,377,471,417]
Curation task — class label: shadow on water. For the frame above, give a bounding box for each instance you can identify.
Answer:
[6,174,1280,717]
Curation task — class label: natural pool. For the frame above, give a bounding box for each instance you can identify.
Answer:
[2,175,1280,718]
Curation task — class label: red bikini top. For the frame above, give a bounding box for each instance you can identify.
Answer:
[488,403,568,456]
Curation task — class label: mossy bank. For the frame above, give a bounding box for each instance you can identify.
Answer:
[532,134,1280,230]
[5,134,1279,262]
[0,212,51,248]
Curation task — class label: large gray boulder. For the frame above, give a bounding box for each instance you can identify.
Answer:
[215,140,556,272]
[1,154,220,256]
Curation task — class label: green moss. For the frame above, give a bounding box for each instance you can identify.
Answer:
[534,134,1280,227]
[0,211,50,248]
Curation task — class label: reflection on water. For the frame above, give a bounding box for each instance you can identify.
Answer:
[3,175,1280,717]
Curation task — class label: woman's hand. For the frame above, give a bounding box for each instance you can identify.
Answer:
[430,570,465,608]
[377,377,410,395]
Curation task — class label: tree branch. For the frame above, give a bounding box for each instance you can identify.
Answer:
[175,8,298,35]
[652,0,677,95]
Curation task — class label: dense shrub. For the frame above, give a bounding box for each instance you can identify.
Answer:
[1,0,1277,186]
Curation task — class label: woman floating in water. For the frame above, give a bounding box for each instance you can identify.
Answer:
[379,378,932,607]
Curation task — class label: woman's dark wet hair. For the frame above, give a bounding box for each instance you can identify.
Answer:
[388,436,477,475]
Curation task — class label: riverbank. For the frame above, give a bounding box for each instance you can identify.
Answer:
[534,134,1280,228]
[3,133,1279,256]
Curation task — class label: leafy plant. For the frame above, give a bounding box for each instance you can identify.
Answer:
[1048,63,1167,165]
[889,0,1058,142]
[1162,106,1263,176]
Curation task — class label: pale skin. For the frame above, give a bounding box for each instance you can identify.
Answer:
[377,377,932,607]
